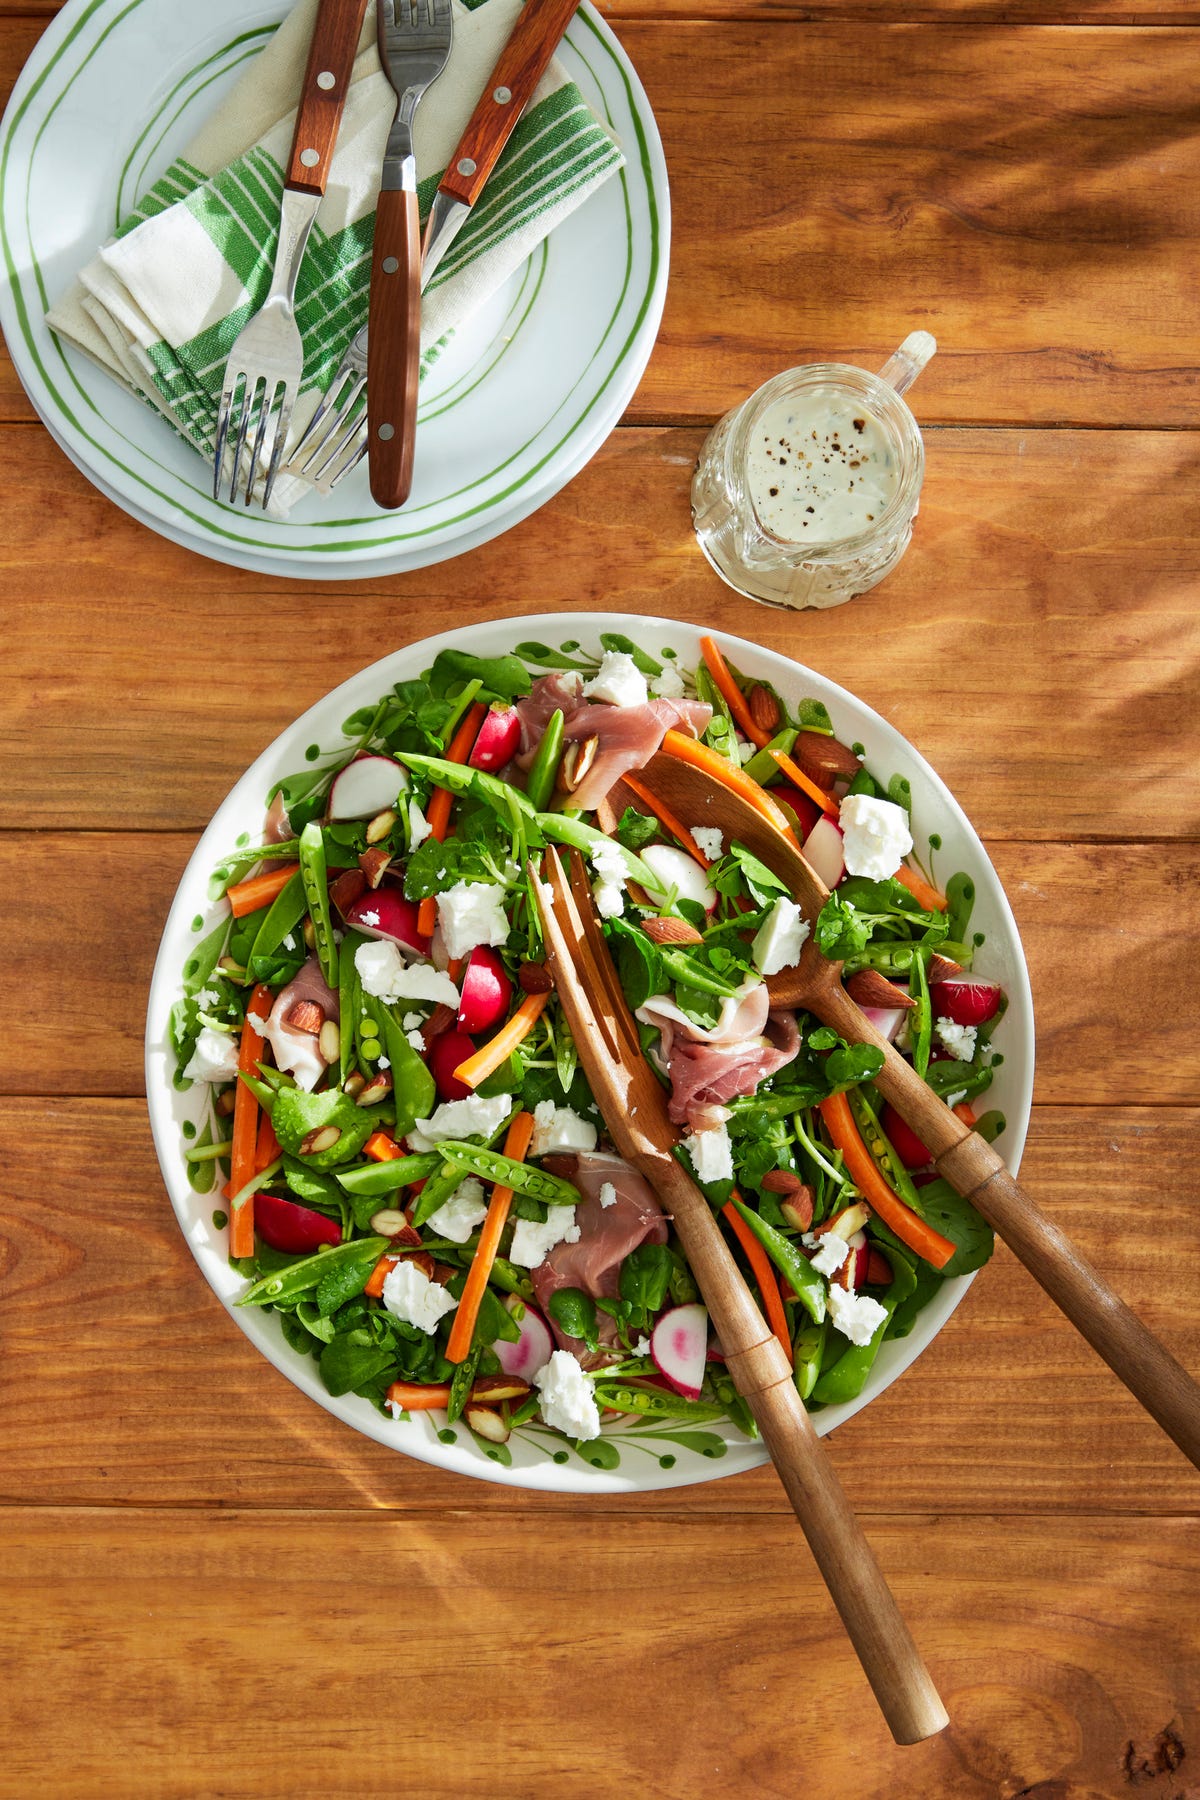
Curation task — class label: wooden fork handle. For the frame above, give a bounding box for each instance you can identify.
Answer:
[436,0,583,208]
[817,982,1200,1470]
[643,1152,949,1745]
[367,185,421,509]
[285,0,370,197]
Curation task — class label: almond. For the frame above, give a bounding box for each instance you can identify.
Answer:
[845,968,917,1010]
[365,808,397,846]
[641,916,704,946]
[463,1404,511,1445]
[420,1003,457,1050]
[518,961,554,994]
[794,730,863,787]
[761,1169,806,1196]
[215,1089,237,1117]
[780,1190,816,1232]
[369,1212,422,1243]
[928,952,967,985]
[559,734,599,794]
[286,998,325,1034]
[329,868,367,915]
[299,1125,341,1156]
[471,1374,532,1404]
[358,845,393,889]
[343,1071,367,1100]
[318,1019,341,1064]
[747,683,781,735]
[356,1071,393,1108]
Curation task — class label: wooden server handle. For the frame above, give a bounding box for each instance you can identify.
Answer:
[816,981,1200,1471]
[436,0,582,207]
[367,185,421,509]
[642,1151,950,1746]
[284,0,370,197]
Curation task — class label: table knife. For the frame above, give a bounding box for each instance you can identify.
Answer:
[420,0,584,290]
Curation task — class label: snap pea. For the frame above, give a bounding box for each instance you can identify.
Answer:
[536,813,661,892]
[730,1198,826,1325]
[741,727,798,788]
[435,1141,580,1207]
[399,751,537,818]
[523,708,564,811]
[336,1152,443,1197]
[849,1087,924,1210]
[810,1294,899,1405]
[359,991,435,1137]
[791,1316,828,1401]
[439,678,483,743]
[337,929,366,1083]
[910,948,932,1078]
[591,1381,726,1423]
[248,870,307,970]
[236,1236,387,1308]
[410,1159,472,1228]
[298,822,339,988]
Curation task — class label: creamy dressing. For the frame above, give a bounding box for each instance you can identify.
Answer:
[745,391,900,544]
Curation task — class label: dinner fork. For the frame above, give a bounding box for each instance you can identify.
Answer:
[212,0,369,507]
[532,847,950,1746]
[367,0,454,508]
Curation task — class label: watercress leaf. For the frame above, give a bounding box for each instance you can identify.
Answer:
[615,807,661,852]
[270,1088,375,1169]
[728,843,791,906]
[427,649,532,704]
[547,1287,600,1352]
[815,893,874,962]
[316,1239,388,1316]
[905,1179,995,1277]
[825,1041,885,1090]
[608,917,665,1012]
[319,1331,398,1397]
[618,1243,674,1322]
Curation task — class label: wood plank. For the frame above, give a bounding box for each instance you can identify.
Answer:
[5,834,1198,1106]
[5,27,1200,425]
[0,1507,1196,1799]
[1,425,1197,841]
[0,1098,1195,1514]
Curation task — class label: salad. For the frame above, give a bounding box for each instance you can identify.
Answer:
[171,630,1008,1467]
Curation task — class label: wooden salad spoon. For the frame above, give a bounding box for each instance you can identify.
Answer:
[535,848,950,1746]
[637,748,1200,1473]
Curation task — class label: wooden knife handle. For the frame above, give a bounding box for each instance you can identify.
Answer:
[642,1152,949,1746]
[367,185,421,510]
[437,0,582,208]
[284,0,370,197]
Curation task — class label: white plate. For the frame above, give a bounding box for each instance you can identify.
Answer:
[146,612,1035,1493]
[0,3,668,579]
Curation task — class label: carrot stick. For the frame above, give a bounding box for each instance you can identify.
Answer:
[622,772,711,868]
[229,984,273,1258]
[253,1109,280,1175]
[722,1196,792,1358]
[445,1110,535,1363]
[818,1091,957,1270]
[699,634,771,750]
[416,701,488,938]
[895,864,948,912]
[952,1101,978,1128]
[453,991,550,1090]
[227,863,300,918]
[365,1130,403,1162]
[767,746,837,815]
[661,730,800,848]
[385,1380,454,1411]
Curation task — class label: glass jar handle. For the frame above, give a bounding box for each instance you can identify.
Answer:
[877,330,937,398]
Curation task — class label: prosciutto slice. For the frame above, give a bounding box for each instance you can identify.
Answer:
[510,672,711,810]
[638,979,801,1129]
[531,1152,669,1363]
[259,956,338,1092]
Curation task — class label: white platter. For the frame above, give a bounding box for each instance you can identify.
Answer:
[146,612,1035,1492]
[0,2,668,579]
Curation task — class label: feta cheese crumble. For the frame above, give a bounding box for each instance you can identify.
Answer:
[838,794,914,881]
[827,1285,889,1347]
[405,1030,425,1053]
[583,650,648,709]
[691,826,724,861]
[534,1349,602,1441]
[381,1260,459,1334]
[406,1092,514,1154]
[936,1017,978,1062]
[589,837,630,921]
[508,1206,582,1269]
[649,660,685,699]
[802,1230,850,1278]
[408,799,432,848]
[529,1101,598,1157]
[752,895,811,976]
[401,1012,425,1032]
[684,1122,734,1184]
[436,881,510,960]
[355,940,459,1010]
[599,1181,618,1210]
[425,1177,488,1245]
[183,1026,240,1084]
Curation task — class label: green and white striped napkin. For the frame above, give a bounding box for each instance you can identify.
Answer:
[47,0,624,513]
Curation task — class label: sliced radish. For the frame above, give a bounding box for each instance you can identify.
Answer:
[328,754,409,821]
[641,844,717,914]
[456,945,513,1036]
[934,974,1003,1027]
[650,1302,709,1400]
[468,707,521,773]
[429,1028,477,1101]
[880,1103,933,1170]
[344,888,429,957]
[859,1005,908,1044]
[770,782,822,840]
[802,814,845,889]
[495,1298,555,1380]
[254,1193,343,1255]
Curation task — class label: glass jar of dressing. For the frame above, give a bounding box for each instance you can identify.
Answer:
[691,331,936,610]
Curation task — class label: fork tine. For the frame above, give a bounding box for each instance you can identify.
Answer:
[261,386,293,509]
[228,377,259,505]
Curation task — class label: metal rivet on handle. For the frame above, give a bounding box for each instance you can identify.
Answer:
[493,86,512,104]
[457,157,477,177]
[378,424,395,441]
[382,256,399,274]
[300,148,320,168]
[317,70,337,90]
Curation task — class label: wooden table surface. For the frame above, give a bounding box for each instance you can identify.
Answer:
[2,0,1199,1794]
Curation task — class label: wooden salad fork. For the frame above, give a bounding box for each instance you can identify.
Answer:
[636,749,1200,1473]
[533,847,950,1746]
